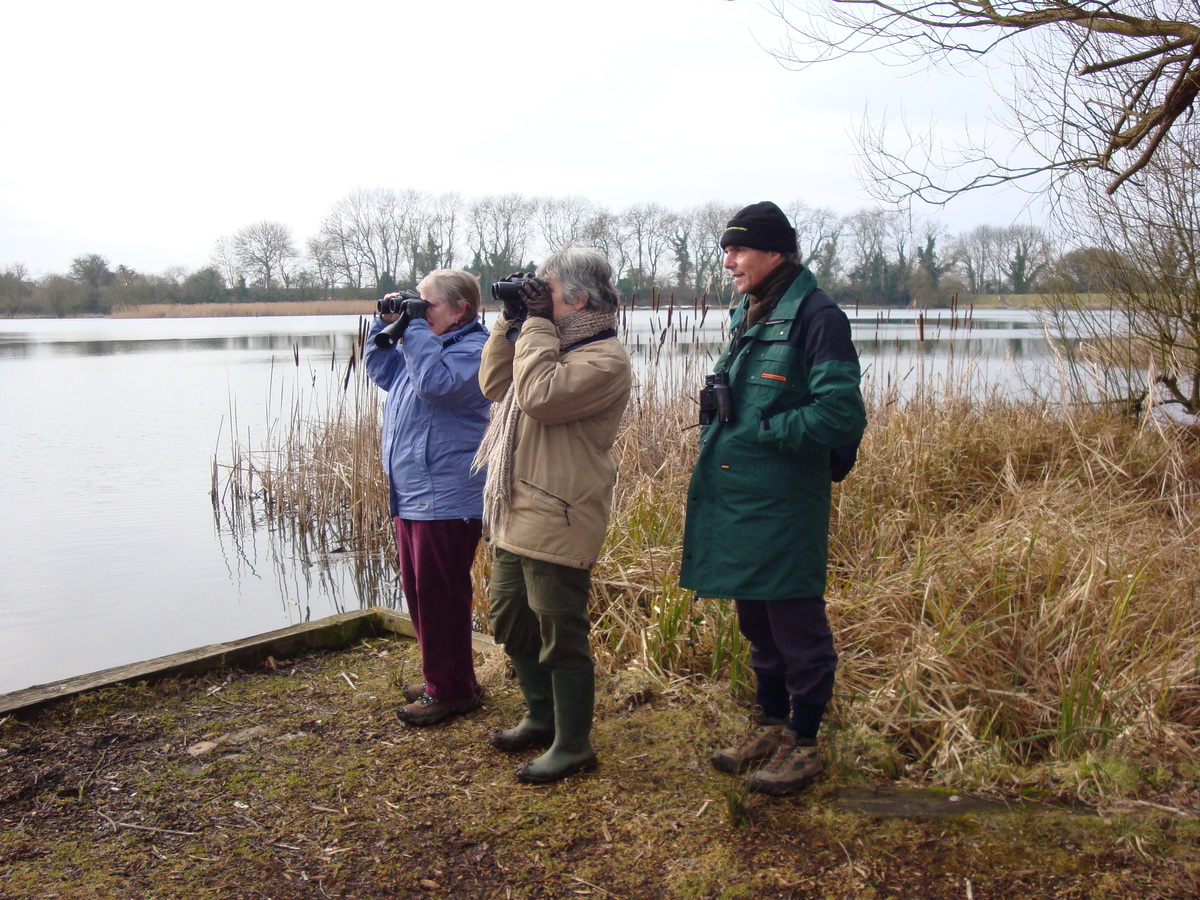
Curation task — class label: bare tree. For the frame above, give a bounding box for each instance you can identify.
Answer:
[786,200,845,282]
[307,234,341,299]
[691,202,740,298]
[210,236,242,290]
[316,188,425,292]
[621,203,673,294]
[582,207,631,283]
[1004,224,1054,293]
[234,221,296,296]
[1047,140,1200,414]
[953,225,1007,294]
[842,208,917,304]
[767,1,1200,197]
[667,211,696,294]
[413,192,463,276]
[535,195,596,253]
[952,223,1053,294]
[467,193,536,281]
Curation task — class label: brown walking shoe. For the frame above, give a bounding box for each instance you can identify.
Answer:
[396,691,482,727]
[401,682,426,703]
[401,682,483,704]
[709,707,786,774]
[746,730,823,796]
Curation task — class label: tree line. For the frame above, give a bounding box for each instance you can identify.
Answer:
[2,188,1114,317]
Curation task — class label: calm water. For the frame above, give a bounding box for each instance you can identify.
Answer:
[0,307,1068,694]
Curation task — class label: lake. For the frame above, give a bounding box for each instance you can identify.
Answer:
[0,306,1069,694]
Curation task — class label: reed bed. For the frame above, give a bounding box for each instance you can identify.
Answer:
[214,303,1200,799]
[115,299,373,318]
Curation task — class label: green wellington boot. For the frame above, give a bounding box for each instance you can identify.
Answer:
[490,656,556,752]
[515,667,598,784]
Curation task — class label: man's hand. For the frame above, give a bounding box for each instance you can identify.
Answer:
[520,277,554,320]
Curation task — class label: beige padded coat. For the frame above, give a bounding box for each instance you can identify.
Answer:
[478,315,632,570]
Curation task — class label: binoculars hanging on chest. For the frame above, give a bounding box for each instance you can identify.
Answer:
[699,372,735,425]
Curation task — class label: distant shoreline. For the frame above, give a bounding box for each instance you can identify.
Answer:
[1,293,1107,319]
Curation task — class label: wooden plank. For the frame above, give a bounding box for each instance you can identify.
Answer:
[1,606,502,717]
[1,609,382,716]
[373,608,499,653]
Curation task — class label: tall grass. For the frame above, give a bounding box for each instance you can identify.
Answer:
[214,300,1200,795]
[115,300,372,318]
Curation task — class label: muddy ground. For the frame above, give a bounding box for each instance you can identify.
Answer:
[2,637,1198,899]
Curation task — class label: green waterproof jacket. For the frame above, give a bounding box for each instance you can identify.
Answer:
[679,266,866,600]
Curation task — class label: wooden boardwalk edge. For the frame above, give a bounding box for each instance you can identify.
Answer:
[0,607,498,716]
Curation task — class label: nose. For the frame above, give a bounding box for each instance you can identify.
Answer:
[723,249,736,270]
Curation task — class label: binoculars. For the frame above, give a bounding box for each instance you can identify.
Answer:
[699,372,735,425]
[374,290,422,350]
[491,273,542,342]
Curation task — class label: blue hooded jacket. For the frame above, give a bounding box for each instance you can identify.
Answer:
[364,316,491,520]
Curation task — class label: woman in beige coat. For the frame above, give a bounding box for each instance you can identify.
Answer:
[475,245,631,783]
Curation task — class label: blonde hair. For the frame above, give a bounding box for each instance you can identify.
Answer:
[417,269,481,322]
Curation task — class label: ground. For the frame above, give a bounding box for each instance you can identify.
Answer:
[2,638,1198,899]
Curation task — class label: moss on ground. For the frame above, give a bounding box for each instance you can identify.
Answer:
[2,637,1198,899]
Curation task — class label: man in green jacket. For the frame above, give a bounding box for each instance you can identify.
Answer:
[680,201,866,795]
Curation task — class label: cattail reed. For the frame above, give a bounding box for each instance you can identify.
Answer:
[212,303,1200,794]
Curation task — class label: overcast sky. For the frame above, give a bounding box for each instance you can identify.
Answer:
[2,0,1039,278]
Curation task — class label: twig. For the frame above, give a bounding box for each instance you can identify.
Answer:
[77,748,109,799]
[97,810,200,837]
[1112,799,1191,817]
[570,875,621,898]
[694,799,712,817]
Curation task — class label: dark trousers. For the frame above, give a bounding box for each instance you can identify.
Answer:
[735,596,837,734]
[488,546,593,671]
[393,517,483,701]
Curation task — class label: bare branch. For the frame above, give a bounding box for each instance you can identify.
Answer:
[768,0,1200,198]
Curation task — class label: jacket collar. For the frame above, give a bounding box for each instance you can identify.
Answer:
[440,319,486,347]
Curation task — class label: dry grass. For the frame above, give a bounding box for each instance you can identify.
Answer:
[213,319,1200,803]
[114,299,373,318]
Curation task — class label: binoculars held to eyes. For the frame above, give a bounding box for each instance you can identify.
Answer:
[374,290,423,350]
[491,272,544,342]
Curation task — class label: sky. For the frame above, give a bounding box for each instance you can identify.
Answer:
[1,0,1040,278]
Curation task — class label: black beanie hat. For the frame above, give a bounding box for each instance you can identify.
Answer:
[719,201,798,254]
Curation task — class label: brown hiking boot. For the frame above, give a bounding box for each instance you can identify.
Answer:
[401,682,426,703]
[401,682,483,704]
[396,691,482,727]
[710,707,786,774]
[746,730,823,795]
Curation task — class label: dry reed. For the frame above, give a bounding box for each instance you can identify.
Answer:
[114,300,373,318]
[214,302,1200,798]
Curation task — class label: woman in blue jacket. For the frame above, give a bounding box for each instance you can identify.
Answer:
[364,269,491,726]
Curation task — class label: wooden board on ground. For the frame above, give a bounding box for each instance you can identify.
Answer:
[0,607,497,716]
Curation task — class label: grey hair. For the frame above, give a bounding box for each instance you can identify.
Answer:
[536,245,620,312]
[417,268,481,321]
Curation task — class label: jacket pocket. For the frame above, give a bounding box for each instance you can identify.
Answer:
[743,343,807,396]
[519,479,574,526]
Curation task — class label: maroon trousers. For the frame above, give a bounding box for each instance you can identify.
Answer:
[393,517,483,701]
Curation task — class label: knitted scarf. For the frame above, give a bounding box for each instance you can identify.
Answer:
[472,308,618,537]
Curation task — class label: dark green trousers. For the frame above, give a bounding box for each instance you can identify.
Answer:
[488,546,593,670]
